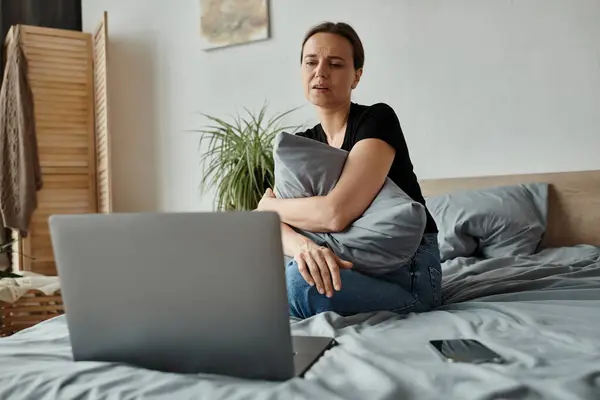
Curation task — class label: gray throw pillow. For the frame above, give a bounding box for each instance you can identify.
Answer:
[425,183,548,261]
[273,132,427,274]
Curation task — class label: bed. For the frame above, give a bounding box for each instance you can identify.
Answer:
[0,170,599,400]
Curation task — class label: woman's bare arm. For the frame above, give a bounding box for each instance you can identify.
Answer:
[280,221,312,257]
[279,220,352,297]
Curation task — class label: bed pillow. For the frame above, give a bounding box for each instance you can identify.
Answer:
[272,132,427,274]
[425,183,549,261]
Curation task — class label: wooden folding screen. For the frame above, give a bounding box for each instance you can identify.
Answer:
[5,12,112,275]
[93,13,112,214]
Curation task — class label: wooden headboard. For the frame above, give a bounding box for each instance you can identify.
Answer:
[419,170,600,248]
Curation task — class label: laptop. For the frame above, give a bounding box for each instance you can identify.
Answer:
[48,211,336,381]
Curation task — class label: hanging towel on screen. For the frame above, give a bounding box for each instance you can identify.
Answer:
[0,25,43,238]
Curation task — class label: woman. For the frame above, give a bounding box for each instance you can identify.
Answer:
[256,22,441,319]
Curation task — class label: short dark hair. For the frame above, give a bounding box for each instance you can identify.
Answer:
[300,22,365,70]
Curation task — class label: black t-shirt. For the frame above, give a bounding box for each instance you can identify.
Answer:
[297,102,438,234]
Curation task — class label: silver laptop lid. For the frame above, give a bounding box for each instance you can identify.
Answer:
[49,211,295,380]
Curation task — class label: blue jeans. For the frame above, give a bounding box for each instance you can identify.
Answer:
[286,233,442,318]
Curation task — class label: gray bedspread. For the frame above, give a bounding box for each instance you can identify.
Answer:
[1,246,599,400]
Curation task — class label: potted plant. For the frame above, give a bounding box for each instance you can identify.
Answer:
[195,104,303,211]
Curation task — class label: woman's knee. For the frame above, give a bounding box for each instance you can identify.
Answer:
[285,261,329,319]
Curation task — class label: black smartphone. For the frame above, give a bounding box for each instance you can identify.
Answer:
[429,339,506,364]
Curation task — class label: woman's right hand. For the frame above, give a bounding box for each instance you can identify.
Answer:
[293,241,353,298]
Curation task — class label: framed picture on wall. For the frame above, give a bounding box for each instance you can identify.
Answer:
[199,0,270,50]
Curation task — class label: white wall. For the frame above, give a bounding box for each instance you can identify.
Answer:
[82,0,600,213]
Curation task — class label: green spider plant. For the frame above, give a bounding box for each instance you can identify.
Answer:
[195,104,303,211]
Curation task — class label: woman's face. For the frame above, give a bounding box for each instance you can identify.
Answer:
[301,32,362,109]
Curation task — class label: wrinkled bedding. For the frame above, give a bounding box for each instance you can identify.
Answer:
[442,244,600,303]
[1,246,599,400]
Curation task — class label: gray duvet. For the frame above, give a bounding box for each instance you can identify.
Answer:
[1,246,600,400]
